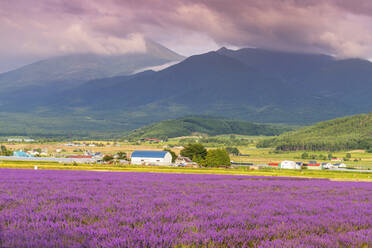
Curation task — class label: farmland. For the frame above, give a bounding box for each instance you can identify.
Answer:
[1,161,372,181]
[1,169,371,247]
[3,136,372,168]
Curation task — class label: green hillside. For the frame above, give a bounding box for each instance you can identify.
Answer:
[258,112,372,151]
[125,117,293,140]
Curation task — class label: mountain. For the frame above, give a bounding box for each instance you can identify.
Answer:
[1,47,372,137]
[56,48,372,123]
[257,112,372,151]
[0,40,184,110]
[125,116,293,140]
[0,39,184,92]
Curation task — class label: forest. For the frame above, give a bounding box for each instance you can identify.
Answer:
[257,112,372,151]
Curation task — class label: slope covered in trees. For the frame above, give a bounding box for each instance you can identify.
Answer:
[258,112,372,151]
[125,117,292,140]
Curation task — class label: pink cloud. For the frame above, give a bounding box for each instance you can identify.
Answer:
[1,0,372,71]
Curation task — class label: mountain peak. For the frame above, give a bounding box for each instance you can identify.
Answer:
[217,47,231,53]
[0,40,186,91]
[145,39,185,61]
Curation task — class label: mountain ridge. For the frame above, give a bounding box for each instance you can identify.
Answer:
[0,46,372,136]
[0,40,184,91]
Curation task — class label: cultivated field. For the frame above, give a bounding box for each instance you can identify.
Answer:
[1,162,372,181]
[0,169,371,247]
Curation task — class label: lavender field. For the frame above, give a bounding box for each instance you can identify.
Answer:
[0,169,371,247]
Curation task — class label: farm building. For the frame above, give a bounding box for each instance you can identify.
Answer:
[175,156,199,168]
[131,151,172,166]
[267,162,280,167]
[333,163,347,168]
[306,161,323,170]
[13,151,34,158]
[322,163,333,169]
[280,160,301,170]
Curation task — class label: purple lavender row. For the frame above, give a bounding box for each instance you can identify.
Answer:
[0,169,371,247]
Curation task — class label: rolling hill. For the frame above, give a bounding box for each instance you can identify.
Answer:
[124,116,293,140]
[257,112,372,151]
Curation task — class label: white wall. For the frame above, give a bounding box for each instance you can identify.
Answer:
[281,161,299,169]
[131,152,172,166]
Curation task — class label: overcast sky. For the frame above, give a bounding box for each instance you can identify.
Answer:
[1,0,372,72]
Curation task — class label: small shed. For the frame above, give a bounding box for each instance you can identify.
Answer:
[131,151,172,166]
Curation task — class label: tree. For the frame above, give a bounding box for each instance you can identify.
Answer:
[164,149,177,163]
[328,153,333,160]
[225,147,240,156]
[103,155,114,162]
[1,145,6,153]
[181,143,207,161]
[0,145,12,156]
[319,154,326,160]
[301,152,308,159]
[205,149,231,167]
[116,152,127,160]
[346,153,351,159]
[192,154,206,167]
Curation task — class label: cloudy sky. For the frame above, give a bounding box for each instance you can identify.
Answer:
[1,0,372,72]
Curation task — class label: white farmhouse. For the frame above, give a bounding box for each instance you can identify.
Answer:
[131,151,172,166]
[280,160,301,170]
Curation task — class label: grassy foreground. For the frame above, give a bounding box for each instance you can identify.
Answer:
[1,162,372,182]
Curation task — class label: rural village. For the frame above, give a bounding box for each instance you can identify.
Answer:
[0,139,366,172]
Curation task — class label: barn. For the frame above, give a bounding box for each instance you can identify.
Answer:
[131,151,172,166]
